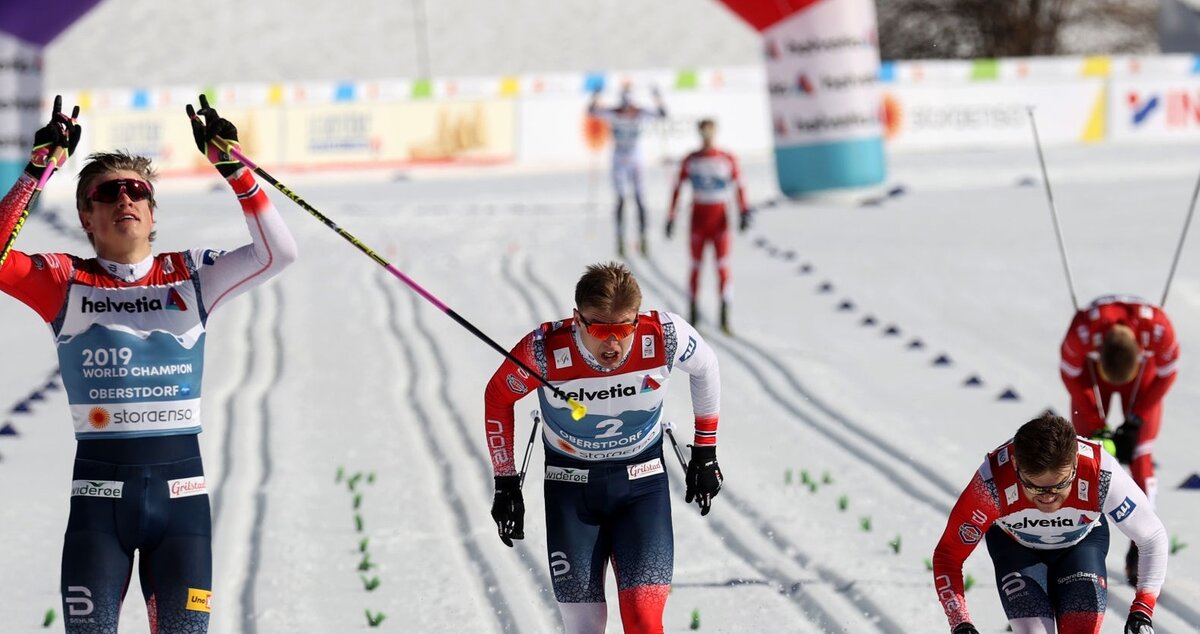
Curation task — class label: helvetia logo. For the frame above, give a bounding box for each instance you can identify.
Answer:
[88,406,111,430]
[80,296,164,314]
[640,375,661,393]
[166,288,188,311]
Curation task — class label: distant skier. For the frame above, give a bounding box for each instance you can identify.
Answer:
[588,84,667,257]
[665,118,751,333]
[0,96,297,632]
[483,261,722,634]
[1059,294,1177,584]
[932,413,1165,634]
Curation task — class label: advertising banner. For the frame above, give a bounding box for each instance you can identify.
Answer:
[1109,77,1200,142]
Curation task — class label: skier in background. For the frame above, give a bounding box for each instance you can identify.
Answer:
[665,118,751,334]
[1059,294,1177,584]
[588,83,667,258]
[0,96,297,632]
[932,414,1164,634]
[483,262,723,634]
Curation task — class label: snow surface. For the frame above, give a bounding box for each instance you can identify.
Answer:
[2,142,1199,633]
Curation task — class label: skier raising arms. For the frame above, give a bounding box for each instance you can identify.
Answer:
[1059,294,1177,583]
[665,118,751,333]
[588,84,667,257]
[0,97,297,632]
[483,262,723,633]
[932,414,1166,634]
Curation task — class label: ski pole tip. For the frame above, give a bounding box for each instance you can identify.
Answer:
[568,399,587,420]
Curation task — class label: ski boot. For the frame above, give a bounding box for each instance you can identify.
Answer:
[720,301,732,335]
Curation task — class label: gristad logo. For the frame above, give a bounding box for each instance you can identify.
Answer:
[168,476,207,499]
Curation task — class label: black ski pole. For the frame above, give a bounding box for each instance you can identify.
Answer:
[518,410,542,489]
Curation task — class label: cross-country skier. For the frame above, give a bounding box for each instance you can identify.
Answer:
[665,118,751,333]
[932,413,1166,634]
[0,96,297,632]
[588,84,667,257]
[1059,294,1177,584]
[483,261,722,634]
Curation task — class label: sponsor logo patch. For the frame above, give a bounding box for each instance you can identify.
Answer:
[640,375,661,393]
[958,523,982,545]
[1077,479,1090,502]
[88,406,111,430]
[545,466,589,483]
[505,374,527,395]
[1004,483,1018,505]
[201,249,226,266]
[165,288,188,311]
[679,336,697,362]
[641,335,655,358]
[997,447,1010,465]
[1109,496,1137,523]
[168,476,207,499]
[627,458,664,480]
[553,347,572,369]
[71,480,124,498]
[186,588,212,613]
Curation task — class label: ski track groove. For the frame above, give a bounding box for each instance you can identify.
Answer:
[241,282,284,634]
[375,271,520,634]
[641,250,1200,631]
[417,255,561,625]
[516,253,847,632]
[212,292,258,529]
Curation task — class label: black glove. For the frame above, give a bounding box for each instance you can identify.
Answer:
[951,623,980,634]
[186,94,242,177]
[25,95,81,180]
[739,210,752,233]
[490,475,524,547]
[685,445,722,516]
[665,218,675,239]
[1113,416,1143,464]
[1125,611,1153,634]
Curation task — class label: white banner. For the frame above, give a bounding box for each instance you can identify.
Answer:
[882,80,1106,151]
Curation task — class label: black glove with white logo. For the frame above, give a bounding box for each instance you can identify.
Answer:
[685,445,722,516]
[952,624,980,634]
[186,94,243,178]
[1125,611,1153,634]
[1113,415,1143,465]
[490,475,524,547]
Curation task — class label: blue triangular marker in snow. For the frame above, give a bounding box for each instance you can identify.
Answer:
[44,380,60,391]
[754,238,767,248]
[1041,407,1059,417]
[766,247,779,257]
[888,184,907,198]
[883,325,901,336]
[817,281,833,293]
[908,338,925,350]
[1179,473,1200,490]
[861,315,877,326]
[933,354,952,366]
[963,375,983,387]
[11,401,31,413]
[838,300,855,311]
[998,388,1021,401]
[0,423,16,436]
[783,250,796,260]
[27,390,45,401]
[798,263,813,274]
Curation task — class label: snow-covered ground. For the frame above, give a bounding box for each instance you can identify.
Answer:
[2,141,1199,633]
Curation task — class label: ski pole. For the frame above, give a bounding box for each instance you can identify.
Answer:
[518,410,542,489]
[1160,167,1200,306]
[0,154,60,268]
[1027,106,1080,312]
[663,421,688,471]
[216,141,587,420]
[1086,359,1108,424]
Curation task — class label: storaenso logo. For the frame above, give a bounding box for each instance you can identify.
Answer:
[71,480,124,498]
[81,296,164,314]
[1003,516,1075,530]
[552,384,638,402]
